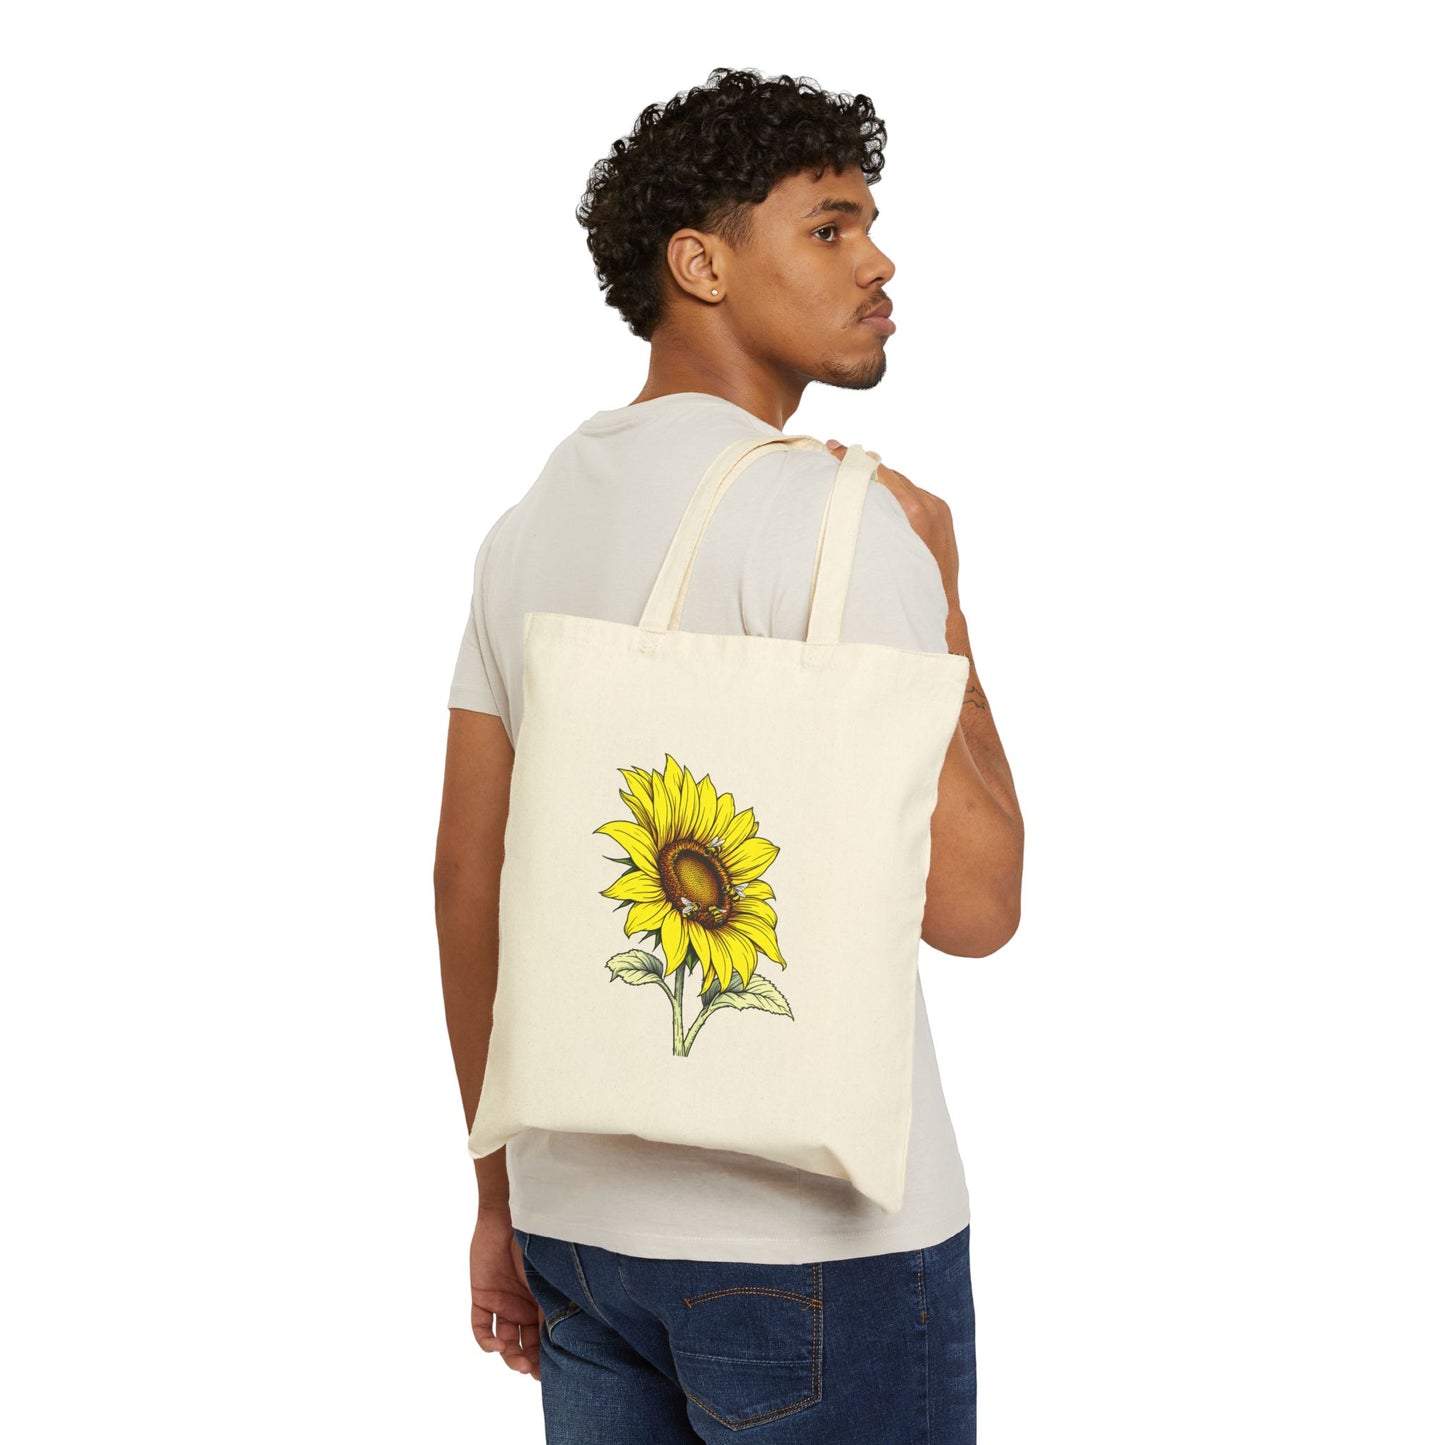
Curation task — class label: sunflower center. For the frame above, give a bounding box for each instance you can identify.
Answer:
[662,840,733,928]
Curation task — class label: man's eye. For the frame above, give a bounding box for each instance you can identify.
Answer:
[814,224,875,242]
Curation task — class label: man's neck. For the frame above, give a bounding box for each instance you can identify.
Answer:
[630,342,803,432]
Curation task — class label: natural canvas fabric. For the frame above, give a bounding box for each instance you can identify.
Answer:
[467,434,970,1216]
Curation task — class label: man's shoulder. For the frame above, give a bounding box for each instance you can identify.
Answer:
[742,447,932,567]
[737,446,948,650]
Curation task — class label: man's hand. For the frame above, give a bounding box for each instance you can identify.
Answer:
[470,1208,543,1382]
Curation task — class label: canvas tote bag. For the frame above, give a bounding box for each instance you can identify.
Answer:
[466,433,970,1216]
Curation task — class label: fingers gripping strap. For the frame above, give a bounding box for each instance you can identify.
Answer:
[639,433,828,633]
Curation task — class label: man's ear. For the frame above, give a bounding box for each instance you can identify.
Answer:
[664,228,725,305]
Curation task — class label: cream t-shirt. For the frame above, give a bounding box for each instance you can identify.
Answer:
[448,391,971,1264]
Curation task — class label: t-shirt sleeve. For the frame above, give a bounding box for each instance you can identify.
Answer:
[447,510,511,716]
[740,452,951,654]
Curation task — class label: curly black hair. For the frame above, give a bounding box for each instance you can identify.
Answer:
[576,67,887,341]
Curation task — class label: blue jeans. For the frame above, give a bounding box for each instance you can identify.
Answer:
[515,1223,976,1443]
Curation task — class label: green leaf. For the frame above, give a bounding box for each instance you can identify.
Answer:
[710,973,793,1019]
[605,949,670,987]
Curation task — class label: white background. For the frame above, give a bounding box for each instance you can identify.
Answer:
[3,3,1440,1441]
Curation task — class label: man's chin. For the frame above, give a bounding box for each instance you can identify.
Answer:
[814,355,887,392]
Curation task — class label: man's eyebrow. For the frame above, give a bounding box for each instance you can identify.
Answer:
[801,197,880,224]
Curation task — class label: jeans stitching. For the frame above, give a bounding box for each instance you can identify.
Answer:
[567,1240,607,1320]
[682,1284,816,1308]
[675,1259,824,1430]
[544,1300,582,1337]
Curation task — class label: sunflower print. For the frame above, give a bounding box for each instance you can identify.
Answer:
[595,754,794,1055]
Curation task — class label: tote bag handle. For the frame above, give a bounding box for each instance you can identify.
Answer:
[638,434,880,646]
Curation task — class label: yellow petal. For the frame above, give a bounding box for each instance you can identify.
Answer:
[679,765,702,842]
[619,767,653,807]
[649,768,676,847]
[712,788,736,839]
[722,805,758,853]
[618,789,652,829]
[725,913,786,967]
[696,773,720,836]
[725,836,780,882]
[715,926,758,989]
[595,820,659,874]
[660,908,688,976]
[733,895,778,927]
[662,755,687,833]
[626,899,672,936]
[601,870,664,903]
[693,927,731,991]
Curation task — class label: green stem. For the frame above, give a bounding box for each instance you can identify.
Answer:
[671,964,686,1055]
[681,1000,719,1056]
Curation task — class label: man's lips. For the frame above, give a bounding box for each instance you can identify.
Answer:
[861,300,894,334]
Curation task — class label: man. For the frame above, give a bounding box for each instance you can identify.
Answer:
[435,67,1023,1441]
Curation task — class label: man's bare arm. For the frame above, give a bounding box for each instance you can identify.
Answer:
[824,440,1025,957]
[927,604,1025,956]
[433,706,514,1212]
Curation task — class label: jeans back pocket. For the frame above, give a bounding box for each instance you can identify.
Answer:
[670,1260,823,1431]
